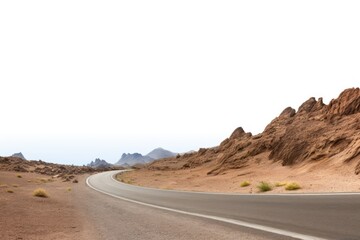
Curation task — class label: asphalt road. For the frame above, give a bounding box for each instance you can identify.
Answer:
[87,170,360,240]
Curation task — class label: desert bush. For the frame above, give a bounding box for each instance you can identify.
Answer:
[240,181,251,187]
[275,182,287,187]
[7,190,14,193]
[257,181,273,192]
[33,188,49,198]
[67,187,72,192]
[12,184,19,188]
[38,178,53,183]
[17,174,22,178]
[285,182,301,191]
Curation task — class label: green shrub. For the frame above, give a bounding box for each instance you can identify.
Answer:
[257,181,273,192]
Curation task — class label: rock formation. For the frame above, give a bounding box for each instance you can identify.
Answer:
[115,153,153,166]
[147,88,360,175]
[0,156,122,181]
[146,148,177,160]
[11,152,26,160]
[115,148,177,166]
[87,158,112,168]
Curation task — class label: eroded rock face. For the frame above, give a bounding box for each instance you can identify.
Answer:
[147,88,360,175]
[327,88,360,116]
[279,107,296,118]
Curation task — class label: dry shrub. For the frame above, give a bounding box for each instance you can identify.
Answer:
[285,182,301,191]
[33,188,49,198]
[240,181,251,187]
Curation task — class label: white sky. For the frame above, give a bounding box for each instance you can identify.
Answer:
[1,1,359,165]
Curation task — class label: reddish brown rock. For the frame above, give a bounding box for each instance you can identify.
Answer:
[146,88,360,175]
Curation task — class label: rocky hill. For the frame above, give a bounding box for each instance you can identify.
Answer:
[11,152,26,160]
[115,148,177,166]
[0,156,122,181]
[147,88,360,176]
[87,158,112,168]
[115,153,153,166]
[146,148,177,160]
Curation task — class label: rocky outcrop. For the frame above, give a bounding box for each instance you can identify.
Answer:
[147,88,360,175]
[115,148,177,166]
[11,152,26,160]
[87,158,112,168]
[0,156,123,180]
[115,153,153,166]
[146,148,177,160]
[327,88,360,116]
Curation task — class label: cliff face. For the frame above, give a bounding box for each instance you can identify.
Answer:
[148,88,360,175]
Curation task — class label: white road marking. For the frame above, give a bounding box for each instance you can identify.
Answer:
[86,173,327,240]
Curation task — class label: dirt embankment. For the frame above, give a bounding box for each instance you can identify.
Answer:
[121,88,360,193]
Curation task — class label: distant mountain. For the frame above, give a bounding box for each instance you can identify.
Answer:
[115,148,177,166]
[146,148,177,159]
[114,153,153,166]
[11,152,26,160]
[88,158,112,168]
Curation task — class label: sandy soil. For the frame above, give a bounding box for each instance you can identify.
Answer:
[118,161,360,193]
[0,171,94,240]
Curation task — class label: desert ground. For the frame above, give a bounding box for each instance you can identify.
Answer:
[0,171,96,240]
[1,170,284,240]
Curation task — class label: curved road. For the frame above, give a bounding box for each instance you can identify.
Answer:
[87,170,360,240]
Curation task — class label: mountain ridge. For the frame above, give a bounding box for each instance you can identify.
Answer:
[115,148,177,166]
[87,158,112,168]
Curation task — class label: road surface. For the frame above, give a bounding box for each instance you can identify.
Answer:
[87,170,360,240]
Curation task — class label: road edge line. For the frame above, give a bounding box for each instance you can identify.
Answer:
[86,174,327,240]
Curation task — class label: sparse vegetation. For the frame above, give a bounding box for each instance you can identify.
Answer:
[12,184,19,188]
[7,189,14,193]
[38,178,53,183]
[67,187,72,192]
[33,188,49,198]
[17,174,22,178]
[275,182,287,187]
[285,182,301,191]
[257,181,273,192]
[125,179,133,184]
[240,181,251,187]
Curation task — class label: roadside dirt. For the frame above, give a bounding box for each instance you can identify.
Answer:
[0,170,287,240]
[0,171,95,240]
[118,161,360,193]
